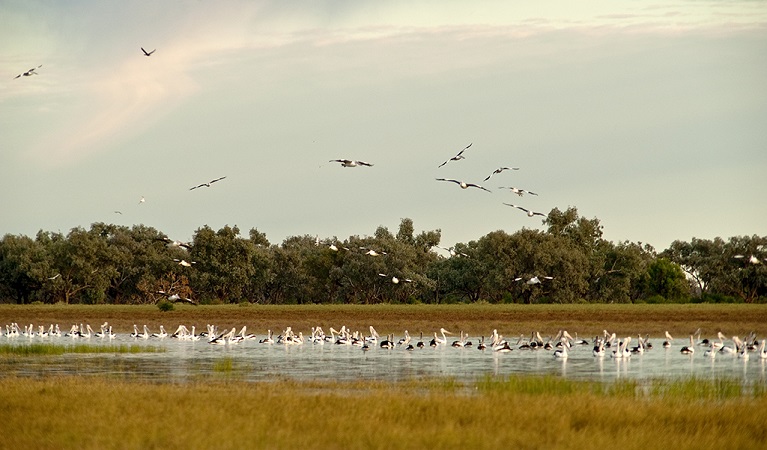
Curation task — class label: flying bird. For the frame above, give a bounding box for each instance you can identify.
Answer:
[436,178,491,193]
[47,273,61,280]
[113,211,123,215]
[174,259,197,267]
[438,143,472,168]
[141,47,156,56]
[14,65,42,79]
[515,276,554,285]
[361,248,387,256]
[190,176,227,190]
[734,254,761,265]
[139,196,145,205]
[499,186,538,196]
[484,166,519,181]
[157,237,192,250]
[329,159,373,167]
[504,203,545,217]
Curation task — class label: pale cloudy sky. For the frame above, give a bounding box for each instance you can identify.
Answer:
[1,1,765,251]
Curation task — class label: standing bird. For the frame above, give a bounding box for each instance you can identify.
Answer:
[141,47,156,56]
[190,176,227,190]
[438,143,472,168]
[504,203,545,217]
[329,159,373,167]
[484,166,519,181]
[436,178,491,193]
[14,65,42,79]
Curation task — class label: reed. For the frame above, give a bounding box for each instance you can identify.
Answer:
[1,376,765,449]
[0,343,163,356]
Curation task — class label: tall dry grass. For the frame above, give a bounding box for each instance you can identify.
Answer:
[1,376,765,449]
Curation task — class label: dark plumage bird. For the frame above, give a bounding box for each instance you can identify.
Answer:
[438,143,472,168]
[141,47,156,56]
[190,176,226,190]
[436,178,491,192]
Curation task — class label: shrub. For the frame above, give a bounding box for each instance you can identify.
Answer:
[157,300,174,312]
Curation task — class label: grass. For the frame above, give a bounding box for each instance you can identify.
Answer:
[1,375,765,449]
[2,303,767,337]
[0,342,163,356]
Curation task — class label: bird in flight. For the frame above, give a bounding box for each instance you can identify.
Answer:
[438,143,472,168]
[174,259,196,267]
[436,178,491,193]
[113,211,123,215]
[484,166,519,181]
[329,159,373,167]
[190,176,227,190]
[139,196,145,205]
[47,273,61,280]
[141,47,156,56]
[157,237,192,250]
[14,65,42,79]
[734,254,762,265]
[499,186,538,196]
[504,203,545,217]
[515,276,554,285]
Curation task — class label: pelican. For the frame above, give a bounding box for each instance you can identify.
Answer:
[704,344,717,359]
[151,326,168,338]
[494,342,513,353]
[438,143,472,168]
[483,166,519,181]
[477,336,487,351]
[662,331,673,348]
[734,254,761,265]
[329,159,373,167]
[416,332,425,348]
[363,248,386,256]
[680,335,695,354]
[433,328,452,346]
[380,334,395,349]
[141,47,156,56]
[499,187,538,197]
[759,340,767,359]
[190,176,227,190]
[435,178,491,192]
[436,246,468,258]
[593,339,605,357]
[553,344,568,359]
[520,276,554,285]
[14,65,42,78]
[504,203,545,217]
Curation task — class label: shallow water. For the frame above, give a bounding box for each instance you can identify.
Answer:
[2,333,766,384]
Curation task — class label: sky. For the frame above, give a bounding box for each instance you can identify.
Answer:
[1,0,766,253]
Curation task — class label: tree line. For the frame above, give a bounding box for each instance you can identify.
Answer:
[1,207,764,305]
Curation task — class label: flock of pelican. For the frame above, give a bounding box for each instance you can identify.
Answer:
[4,322,766,361]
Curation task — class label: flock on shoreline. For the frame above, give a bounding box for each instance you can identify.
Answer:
[3,321,767,361]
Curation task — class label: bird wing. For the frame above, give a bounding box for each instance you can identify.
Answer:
[436,178,460,185]
[189,184,206,190]
[437,159,449,168]
[355,161,373,166]
[467,183,491,192]
[209,176,227,183]
[527,191,539,196]
[533,211,545,216]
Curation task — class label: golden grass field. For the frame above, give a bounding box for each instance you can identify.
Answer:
[2,304,767,449]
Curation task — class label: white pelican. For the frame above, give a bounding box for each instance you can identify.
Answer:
[553,344,568,359]
[141,47,156,56]
[380,334,395,349]
[436,178,491,193]
[504,203,545,217]
[680,335,695,355]
[416,332,425,348]
[704,344,717,359]
[477,336,487,351]
[151,325,168,338]
[519,276,554,285]
[593,339,605,357]
[759,340,767,359]
[190,176,226,190]
[499,186,538,196]
[438,143,472,168]
[329,159,373,167]
[484,166,519,181]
